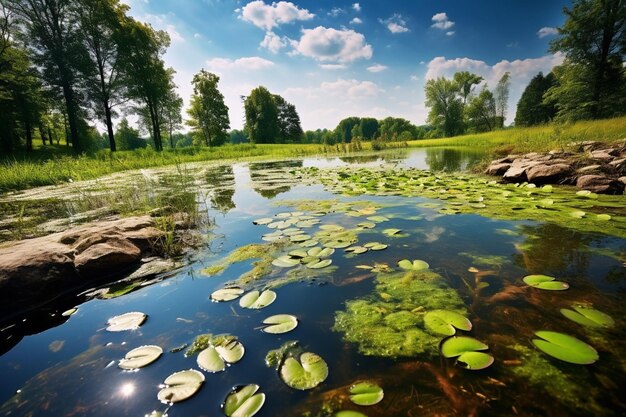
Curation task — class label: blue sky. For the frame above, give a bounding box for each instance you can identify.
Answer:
[122,0,571,130]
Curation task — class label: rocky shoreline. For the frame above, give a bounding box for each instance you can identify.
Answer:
[485,140,626,194]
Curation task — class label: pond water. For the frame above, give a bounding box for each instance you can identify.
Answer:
[0,147,625,417]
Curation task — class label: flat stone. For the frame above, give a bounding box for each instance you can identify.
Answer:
[576,175,625,195]
[619,176,626,185]
[589,150,615,161]
[608,158,626,169]
[485,162,511,176]
[526,164,572,184]
[576,165,601,174]
[74,237,142,277]
[502,161,542,182]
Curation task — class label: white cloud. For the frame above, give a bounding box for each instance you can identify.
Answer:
[425,53,565,123]
[380,14,409,34]
[410,74,419,81]
[350,17,363,24]
[352,3,361,12]
[431,12,454,30]
[238,1,314,30]
[260,31,286,53]
[141,14,185,43]
[367,63,388,73]
[320,64,347,70]
[290,26,373,63]
[328,7,343,17]
[284,78,383,100]
[537,27,558,38]
[193,33,202,39]
[206,56,275,72]
[446,31,455,36]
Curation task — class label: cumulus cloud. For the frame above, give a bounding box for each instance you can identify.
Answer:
[206,56,275,72]
[537,27,558,38]
[285,78,383,100]
[328,7,343,17]
[431,12,454,30]
[320,64,347,70]
[290,26,373,63]
[446,31,455,36]
[260,31,286,53]
[352,3,361,12]
[367,63,388,73]
[238,1,314,30]
[350,17,363,24]
[424,53,565,122]
[380,14,409,33]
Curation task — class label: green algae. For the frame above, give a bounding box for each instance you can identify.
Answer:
[458,251,509,267]
[184,333,238,357]
[333,270,467,357]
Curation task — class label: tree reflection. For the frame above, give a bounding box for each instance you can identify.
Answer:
[425,148,484,171]
[249,160,303,199]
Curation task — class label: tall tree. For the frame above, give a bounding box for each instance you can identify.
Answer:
[494,72,511,127]
[162,88,183,148]
[273,94,303,143]
[117,19,171,151]
[244,86,278,144]
[549,0,626,120]
[425,77,464,137]
[335,117,361,143]
[75,0,129,152]
[466,86,497,132]
[187,70,229,147]
[515,72,557,126]
[359,117,379,140]
[453,71,484,105]
[8,0,87,153]
[378,117,418,140]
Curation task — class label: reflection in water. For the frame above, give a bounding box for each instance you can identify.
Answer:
[249,160,303,199]
[205,165,236,212]
[424,147,485,171]
[119,383,135,398]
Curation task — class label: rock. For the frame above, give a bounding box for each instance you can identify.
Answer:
[575,141,603,152]
[502,161,542,182]
[619,176,626,186]
[74,237,142,277]
[589,149,616,161]
[576,175,625,194]
[493,156,518,164]
[608,158,626,170]
[485,162,511,176]
[526,164,573,184]
[576,165,602,174]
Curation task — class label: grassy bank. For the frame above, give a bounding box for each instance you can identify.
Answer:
[2,116,626,193]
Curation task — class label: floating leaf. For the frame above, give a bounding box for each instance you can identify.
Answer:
[570,210,586,218]
[319,224,344,232]
[253,218,273,225]
[223,384,265,417]
[272,256,300,268]
[215,339,245,364]
[382,228,403,236]
[596,214,611,221]
[532,331,598,365]
[262,314,298,334]
[367,216,389,223]
[106,312,146,332]
[324,240,352,249]
[211,288,244,302]
[357,222,376,229]
[335,412,367,417]
[62,308,77,317]
[441,336,489,358]
[456,351,494,370]
[523,274,569,290]
[197,346,225,372]
[397,259,429,271]
[345,246,368,254]
[364,242,387,251]
[308,247,335,258]
[424,310,472,336]
[306,259,332,269]
[300,239,319,247]
[280,352,328,390]
[560,306,614,328]
[290,234,311,243]
[240,290,277,309]
[157,369,204,404]
[349,381,384,406]
[119,345,163,370]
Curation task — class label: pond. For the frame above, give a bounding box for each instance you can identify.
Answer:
[0,147,625,417]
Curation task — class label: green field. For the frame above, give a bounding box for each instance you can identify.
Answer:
[2,116,625,193]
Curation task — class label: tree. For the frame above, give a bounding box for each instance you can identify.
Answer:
[359,117,379,140]
[550,0,626,119]
[273,94,303,143]
[494,72,511,127]
[425,77,464,137]
[162,88,183,148]
[466,86,497,132]
[115,117,145,150]
[453,71,483,105]
[515,72,557,126]
[117,18,171,151]
[186,70,229,147]
[335,117,361,143]
[244,86,278,143]
[75,0,129,152]
[8,0,88,153]
[378,117,418,140]
[229,129,248,144]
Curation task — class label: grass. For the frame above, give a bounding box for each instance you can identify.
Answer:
[1,116,625,193]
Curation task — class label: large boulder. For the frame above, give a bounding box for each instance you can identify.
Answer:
[526,164,573,184]
[576,175,625,194]
[502,161,542,182]
[74,237,142,277]
[485,162,511,176]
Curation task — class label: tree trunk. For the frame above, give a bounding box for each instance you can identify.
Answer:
[169,121,174,149]
[61,80,82,153]
[104,102,116,151]
[62,111,69,146]
[25,120,33,152]
[39,124,47,145]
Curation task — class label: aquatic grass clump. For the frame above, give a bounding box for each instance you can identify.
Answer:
[333,270,468,357]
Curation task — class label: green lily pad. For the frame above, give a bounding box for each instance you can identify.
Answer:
[280,352,328,390]
[397,259,430,271]
[223,384,265,417]
[106,312,147,332]
[272,256,300,268]
[290,234,311,243]
[523,274,569,290]
[596,214,611,221]
[239,290,277,309]
[349,381,384,406]
[441,336,489,358]
[382,228,403,236]
[345,246,368,254]
[364,242,387,251]
[319,224,344,231]
[532,331,599,364]
[197,346,225,372]
[262,314,298,334]
[560,306,614,328]
[367,215,389,223]
[357,222,376,229]
[570,210,586,218]
[288,249,308,259]
[335,412,367,417]
[157,369,204,404]
[306,259,333,269]
[325,240,352,249]
[300,239,319,247]
[215,338,245,363]
[211,287,244,302]
[253,218,273,225]
[61,308,77,317]
[424,310,472,336]
[118,345,163,370]
[456,351,495,370]
[308,247,335,258]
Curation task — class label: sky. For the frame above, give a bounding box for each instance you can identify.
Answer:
[120,0,571,131]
